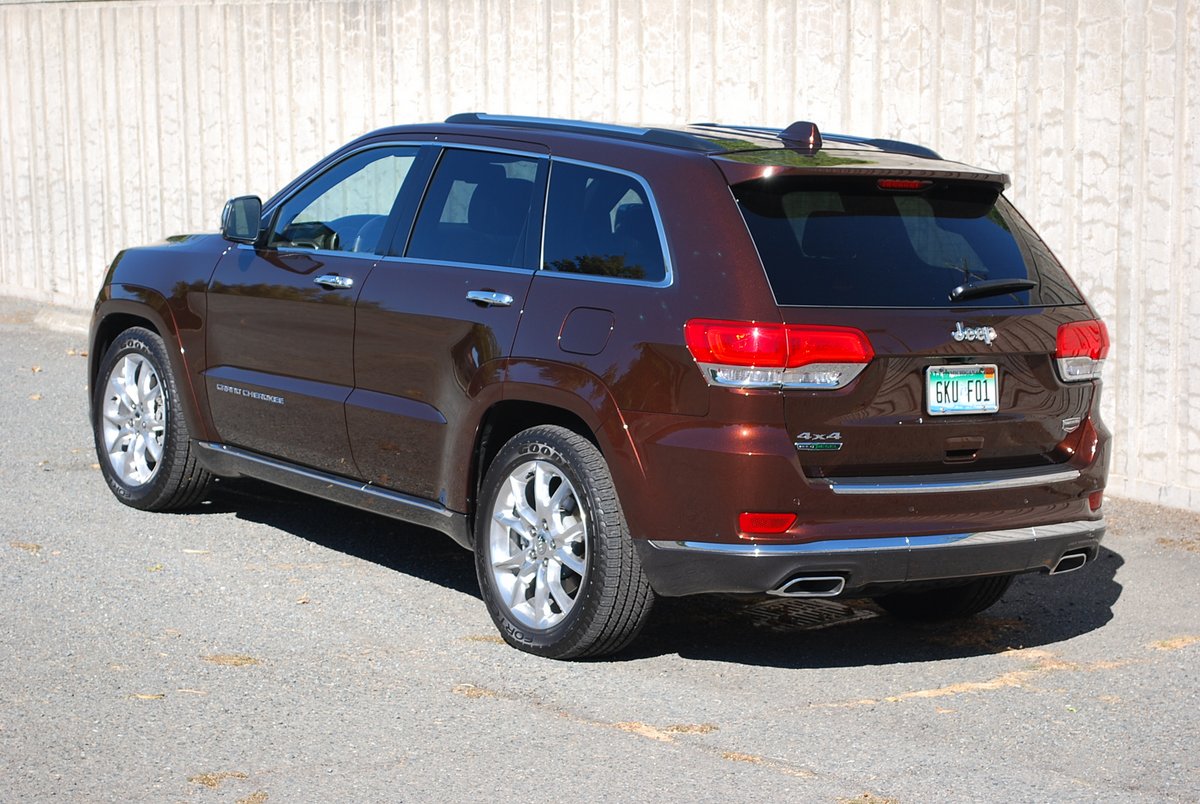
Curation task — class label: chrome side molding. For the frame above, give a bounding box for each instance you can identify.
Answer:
[195,442,471,548]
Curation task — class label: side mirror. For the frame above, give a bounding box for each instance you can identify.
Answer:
[220,196,262,244]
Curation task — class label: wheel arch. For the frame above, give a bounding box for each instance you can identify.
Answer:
[466,360,648,532]
[89,286,212,443]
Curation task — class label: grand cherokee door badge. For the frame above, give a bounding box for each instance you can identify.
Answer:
[215,383,285,405]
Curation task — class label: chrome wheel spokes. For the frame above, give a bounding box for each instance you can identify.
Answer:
[488,459,588,630]
[101,353,166,486]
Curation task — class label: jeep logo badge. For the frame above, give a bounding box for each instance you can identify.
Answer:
[952,321,998,345]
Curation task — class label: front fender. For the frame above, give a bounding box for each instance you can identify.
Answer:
[90,283,214,443]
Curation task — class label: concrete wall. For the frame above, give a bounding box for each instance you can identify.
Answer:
[1,0,1197,510]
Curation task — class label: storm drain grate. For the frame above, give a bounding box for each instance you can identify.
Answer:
[741,598,879,632]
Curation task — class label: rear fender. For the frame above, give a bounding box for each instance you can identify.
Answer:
[499,358,648,529]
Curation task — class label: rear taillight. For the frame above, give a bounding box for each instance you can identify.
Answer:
[684,319,874,389]
[1056,320,1109,382]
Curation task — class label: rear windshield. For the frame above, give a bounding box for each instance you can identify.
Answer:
[733,178,1083,308]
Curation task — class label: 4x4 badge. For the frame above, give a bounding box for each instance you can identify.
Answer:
[795,432,842,451]
[952,321,998,345]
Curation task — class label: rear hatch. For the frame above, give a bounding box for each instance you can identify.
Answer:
[728,170,1100,479]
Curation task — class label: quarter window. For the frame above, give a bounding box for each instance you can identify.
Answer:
[542,162,666,283]
[406,149,544,269]
[268,147,417,254]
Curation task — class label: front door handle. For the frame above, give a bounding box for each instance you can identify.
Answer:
[466,290,514,307]
[314,274,354,290]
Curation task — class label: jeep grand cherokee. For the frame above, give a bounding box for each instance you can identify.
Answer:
[89,114,1110,658]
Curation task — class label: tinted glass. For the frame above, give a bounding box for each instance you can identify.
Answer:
[542,161,666,283]
[406,149,542,268]
[735,178,1082,307]
[269,147,417,253]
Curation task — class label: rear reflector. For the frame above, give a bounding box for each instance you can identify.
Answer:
[1056,320,1109,382]
[1088,491,1104,511]
[685,319,874,389]
[738,512,797,535]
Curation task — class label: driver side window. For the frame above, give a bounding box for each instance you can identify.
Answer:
[268,147,417,254]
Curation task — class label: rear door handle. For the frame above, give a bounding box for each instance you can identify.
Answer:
[466,290,514,307]
[314,274,354,289]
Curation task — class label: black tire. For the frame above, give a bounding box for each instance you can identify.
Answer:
[474,425,655,659]
[873,575,1014,620]
[91,326,213,511]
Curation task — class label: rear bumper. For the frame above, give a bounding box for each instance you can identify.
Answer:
[636,518,1106,597]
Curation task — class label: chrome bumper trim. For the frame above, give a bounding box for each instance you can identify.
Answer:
[646,518,1106,557]
[815,466,1081,495]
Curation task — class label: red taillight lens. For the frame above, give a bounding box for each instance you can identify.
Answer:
[684,320,789,367]
[684,320,873,368]
[786,326,875,367]
[1055,319,1109,382]
[738,512,797,535]
[1088,491,1104,511]
[1056,320,1110,360]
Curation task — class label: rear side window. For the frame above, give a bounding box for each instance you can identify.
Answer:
[542,161,666,283]
[407,149,544,269]
[734,178,1083,307]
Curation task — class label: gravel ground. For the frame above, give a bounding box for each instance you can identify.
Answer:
[1,297,1197,803]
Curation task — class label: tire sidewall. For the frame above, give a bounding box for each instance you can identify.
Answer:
[474,429,609,657]
[92,328,182,509]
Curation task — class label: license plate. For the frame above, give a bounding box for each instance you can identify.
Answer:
[926,364,999,416]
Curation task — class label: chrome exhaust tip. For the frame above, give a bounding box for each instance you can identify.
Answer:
[1050,550,1088,575]
[768,575,846,597]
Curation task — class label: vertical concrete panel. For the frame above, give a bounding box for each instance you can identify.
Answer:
[541,0,572,115]
[1131,0,1179,487]
[876,0,924,140]
[684,0,714,119]
[13,7,41,297]
[569,0,609,119]
[1182,0,1200,495]
[501,0,542,115]
[845,0,881,134]
[619,0,648,121]
[974,0,1018,175]
[0,10,13,296]
[933,1,971,159]
[639,0,680,120]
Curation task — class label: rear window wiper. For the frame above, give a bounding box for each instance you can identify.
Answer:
[949,277,1037,302]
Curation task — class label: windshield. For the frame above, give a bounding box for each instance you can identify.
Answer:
[733,178,1082,308]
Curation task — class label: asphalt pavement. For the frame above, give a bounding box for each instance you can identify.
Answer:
[1,296,1197,803]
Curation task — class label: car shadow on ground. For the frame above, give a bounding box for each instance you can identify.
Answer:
[194,478,1124,669]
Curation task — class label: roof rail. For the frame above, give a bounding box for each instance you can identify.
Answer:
[690,122,784,138]
[444,113,714,152]
[819,133,942,160]
[690,122,942,160]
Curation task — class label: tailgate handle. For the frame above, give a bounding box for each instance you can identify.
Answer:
[466,290,514,307]
[944,436,984,464]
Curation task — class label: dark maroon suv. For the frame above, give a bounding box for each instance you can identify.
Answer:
[89,114,1110,658]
